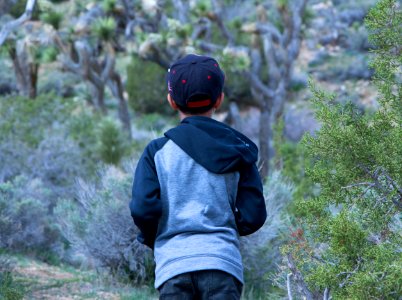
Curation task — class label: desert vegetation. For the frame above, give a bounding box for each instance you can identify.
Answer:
[0,0,400,299]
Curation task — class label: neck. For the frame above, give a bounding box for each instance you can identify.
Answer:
[178,109,214,121]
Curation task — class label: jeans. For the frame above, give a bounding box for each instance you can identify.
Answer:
[158,270,243,300]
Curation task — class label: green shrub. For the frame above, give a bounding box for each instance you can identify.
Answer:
[0,94,73,148]
[0,255,24,300]
[40,10,63,29]
[0,94,97,190]
[98,119,129,165]
[285,1,402,298]
[0,94,133,182]
[126,57,171,115]
[0,273,24,300]
[92,17,116,42]
[67,108,102,174]
[102,0,116,12]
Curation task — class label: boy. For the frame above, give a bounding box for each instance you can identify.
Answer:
[130,54,267,300]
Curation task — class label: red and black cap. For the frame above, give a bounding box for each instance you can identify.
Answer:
[167,54,225,112]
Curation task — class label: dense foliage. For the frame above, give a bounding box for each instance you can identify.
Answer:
[126,57,170,114]
[286,0,401,298]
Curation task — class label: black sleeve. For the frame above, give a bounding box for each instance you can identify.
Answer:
[235,164,267,236]
[129,139,166,249]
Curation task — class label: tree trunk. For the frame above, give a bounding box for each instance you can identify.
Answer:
[8,44,38,99]
[259,107,272,178]
[28,63,39,98]
[108,72,132,137]
[90,83,107,113]
[226,101,242,132]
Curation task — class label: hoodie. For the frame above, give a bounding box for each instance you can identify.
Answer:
[130,116,267,288]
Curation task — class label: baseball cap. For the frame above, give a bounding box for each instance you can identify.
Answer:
[167,54,225,112]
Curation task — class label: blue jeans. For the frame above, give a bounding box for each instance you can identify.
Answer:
[158,270,243,300]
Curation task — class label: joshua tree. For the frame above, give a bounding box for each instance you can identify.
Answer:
[51,7,132,135]
[125,0,307,177]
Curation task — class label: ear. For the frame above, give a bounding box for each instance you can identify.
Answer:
[213,92,225,110]
[167,94,179,110]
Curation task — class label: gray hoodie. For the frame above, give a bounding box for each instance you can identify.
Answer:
[130,116,267,288]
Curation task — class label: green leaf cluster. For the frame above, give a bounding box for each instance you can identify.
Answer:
[91,17,117,42]
[40,10,63,29]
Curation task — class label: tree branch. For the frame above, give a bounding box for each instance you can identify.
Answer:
[287,273,293,300]
[210,0,235,46]
[338,257,361,288]
[171,0,189,24]
[246,71,275,101]
[0,0,37,46]
[197,41,223,52]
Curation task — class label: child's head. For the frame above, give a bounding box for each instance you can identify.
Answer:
[167,54,225,115]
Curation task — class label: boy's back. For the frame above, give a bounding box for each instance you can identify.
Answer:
[130,55,267,299]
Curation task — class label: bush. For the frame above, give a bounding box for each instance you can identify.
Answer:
[241,171,294,297]
[284,1,402,298]
[126,57,171,115]
[0,176,62,259]
[55,166,154,285]
[0,94,74,148]
[98,119,129,165]
[0,105,93,198]
[40,11,63,30]
[0,94,131,185]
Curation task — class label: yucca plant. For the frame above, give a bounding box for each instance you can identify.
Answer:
[41,10,63,29]
[92,17,117,42]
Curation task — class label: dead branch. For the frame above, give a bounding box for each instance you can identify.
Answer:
[286,252,314,300]
[287,273,293,300]
[323,288,330,300]
[338,257,361,288]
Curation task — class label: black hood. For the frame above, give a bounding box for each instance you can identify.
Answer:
[164,116,258,174]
